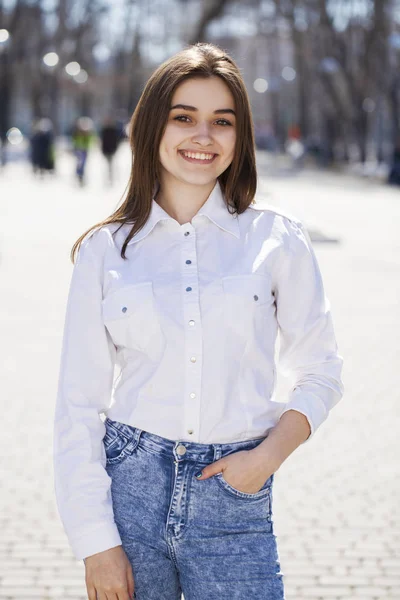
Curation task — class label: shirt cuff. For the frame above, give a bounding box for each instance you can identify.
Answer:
[280,386,329,444]
[69,521,122,561]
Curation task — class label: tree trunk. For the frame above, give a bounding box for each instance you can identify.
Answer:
[388,77,400,145]
[0,47,11,165]
[288,20,309,139]
[321,113,340,165]
[189,0,231,44]
[354,110,369,164]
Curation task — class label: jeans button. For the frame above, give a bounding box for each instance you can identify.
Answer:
[176,444,187,456]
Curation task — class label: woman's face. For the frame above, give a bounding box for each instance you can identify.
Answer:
[158,76,237,188]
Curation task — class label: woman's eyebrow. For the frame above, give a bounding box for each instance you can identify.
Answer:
[170,103,236,116]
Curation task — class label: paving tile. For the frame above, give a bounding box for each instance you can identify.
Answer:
[300,587,353,597]
[0,589,48,598]
[353,588,390,597]
[1,155,399,599]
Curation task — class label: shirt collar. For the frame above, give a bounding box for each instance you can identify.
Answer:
[127,180,240,244]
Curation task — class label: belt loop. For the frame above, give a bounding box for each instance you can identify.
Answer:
[133,427,143,447]
[213,444,222,462]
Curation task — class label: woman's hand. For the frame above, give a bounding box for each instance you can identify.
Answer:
[84,545,135,600]
[194,447,281,494]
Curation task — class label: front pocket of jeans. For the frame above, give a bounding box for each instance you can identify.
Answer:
[214,471,272,501]
[103,423,138,466]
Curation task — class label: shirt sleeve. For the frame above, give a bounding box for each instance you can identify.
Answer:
[53,232,122,560]
[273,218,344,442]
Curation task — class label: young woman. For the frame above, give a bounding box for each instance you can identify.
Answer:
[53,43,344,600]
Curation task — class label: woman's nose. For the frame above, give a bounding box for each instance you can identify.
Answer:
[191,122,213,144]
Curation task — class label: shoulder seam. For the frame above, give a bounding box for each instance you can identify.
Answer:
[248,202,302,225]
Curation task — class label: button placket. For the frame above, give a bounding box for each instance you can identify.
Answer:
[181,224,202,440]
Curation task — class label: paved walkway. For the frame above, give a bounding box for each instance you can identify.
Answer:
[0,146,399,599]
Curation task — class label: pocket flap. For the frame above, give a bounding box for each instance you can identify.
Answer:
[102,282,154,322]
[222,274,272,306]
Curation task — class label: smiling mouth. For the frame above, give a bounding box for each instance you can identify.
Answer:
[178,150,217,164]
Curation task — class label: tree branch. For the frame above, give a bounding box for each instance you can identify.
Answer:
[189,0,231,44]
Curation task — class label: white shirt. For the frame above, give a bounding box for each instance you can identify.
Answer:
[53,179,344,560]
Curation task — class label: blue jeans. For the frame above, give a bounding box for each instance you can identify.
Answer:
[75,149,87,179]
[104,417,285,599]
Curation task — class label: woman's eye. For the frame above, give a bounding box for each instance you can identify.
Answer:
[174,115,191,123]
[173,115,232,126]
[215,119,232,126]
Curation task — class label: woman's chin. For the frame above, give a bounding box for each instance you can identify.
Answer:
[174,172,218,187]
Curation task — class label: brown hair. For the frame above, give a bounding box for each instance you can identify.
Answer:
[71,42,257,262]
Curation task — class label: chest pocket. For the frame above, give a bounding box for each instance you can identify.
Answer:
[222,274,272,305]
[102,282,163,354]
[222,274,274,338]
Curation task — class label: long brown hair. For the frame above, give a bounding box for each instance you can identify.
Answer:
[71,42,257,262]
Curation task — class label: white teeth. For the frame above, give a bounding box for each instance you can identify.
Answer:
[182,151,214,160]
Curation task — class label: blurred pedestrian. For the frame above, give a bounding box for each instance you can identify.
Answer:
[30,118,55,176]
[0,132,7,168]
[71,116,94,186]
[100,116,121,184]
[285,124,306,169]
[388,138,400,185]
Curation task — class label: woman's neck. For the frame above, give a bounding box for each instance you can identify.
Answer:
[155,177,217,226]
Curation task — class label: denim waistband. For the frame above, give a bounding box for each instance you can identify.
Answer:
[104,417,270,463]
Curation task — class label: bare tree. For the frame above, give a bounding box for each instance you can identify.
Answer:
[189,0,231,44]
[2,0,399,167]
[111,0,144,115]
[0,0,24,159]
[272,0,395,163]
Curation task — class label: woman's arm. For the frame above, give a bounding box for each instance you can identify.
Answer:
[253,219,344,469]
[53,232,122,561]
[195,218,344,490]
[251,409,310,467]
[273,219,344,439]
[195,410,310,491]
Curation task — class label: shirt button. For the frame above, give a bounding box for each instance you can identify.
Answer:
[190,356,196,363]
[184,231,190,236]
[187,429,194,435]
[189,320,195,326]
[186,287,192,292]
[190,392,196,399]
[186,260,192,264]
[254,295,259,301]
[122,306,127,313]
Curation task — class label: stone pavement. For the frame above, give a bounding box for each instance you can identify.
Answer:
[0,145,399,599]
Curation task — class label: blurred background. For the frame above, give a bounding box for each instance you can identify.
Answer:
[1,0,400,176]
[0,1,399,600]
